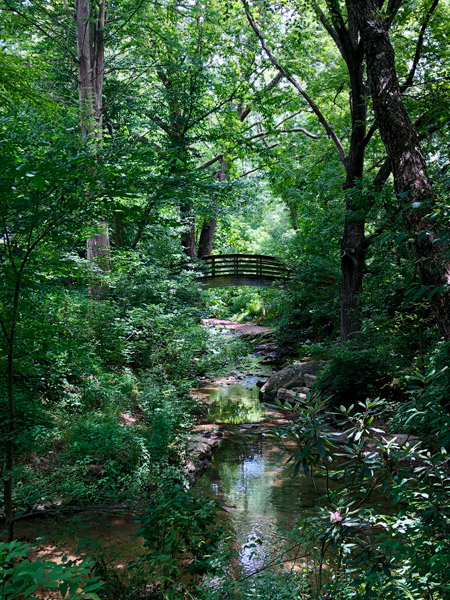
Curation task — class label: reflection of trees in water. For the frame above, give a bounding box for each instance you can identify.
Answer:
[200,434,321,573]
[205,383,264,424]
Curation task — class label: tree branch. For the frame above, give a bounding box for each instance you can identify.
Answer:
[237,153,305,178]
[362,122,378,149]
[310,0,342,54]
[400,0,440,93]
[245,127,319,142]
[197,154,224,171]
[242,0,347,165]
[1,0,79,64]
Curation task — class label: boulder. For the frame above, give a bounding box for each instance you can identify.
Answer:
[260,361,325,401]
[292,387,310,394]
[304,374,317,387]
[277,388,307,403]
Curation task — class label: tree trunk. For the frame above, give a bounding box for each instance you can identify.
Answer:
[197,159,227,258]
[87,219,110,298]
[114,214,125,249]
[76,0,110,291]
[339,42,368,341]
[340,218,366,340]
[351,0,450,340]
[198,216,216,259]
[286,201,299,231]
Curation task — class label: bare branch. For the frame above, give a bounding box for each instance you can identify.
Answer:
[237,152,305,178]
[246,127,319,142]
[197,154,224,171]
[106,0,146,40]
[185,85,241,131]
[274,110,303,128]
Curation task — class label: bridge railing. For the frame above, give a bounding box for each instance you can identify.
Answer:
[199,254,289,280]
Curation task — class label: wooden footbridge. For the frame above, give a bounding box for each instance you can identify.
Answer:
[196,254,290,288]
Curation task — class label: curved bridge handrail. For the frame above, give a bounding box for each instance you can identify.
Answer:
[197,254,290,286]
[201,253,285,261]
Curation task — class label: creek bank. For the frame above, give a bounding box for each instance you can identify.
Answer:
[188,322,419,480]
[188,319,330,480]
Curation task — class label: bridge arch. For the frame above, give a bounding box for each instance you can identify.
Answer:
[197,254,290,288]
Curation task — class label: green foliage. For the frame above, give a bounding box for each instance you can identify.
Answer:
[0,540,102,600]
[1,1,449,598]
[390,359,450,446]
[316,346,394,408]
[136,485,226,598]
[275,396,450,600]
[207,287,279,322]
[275,256,340,354]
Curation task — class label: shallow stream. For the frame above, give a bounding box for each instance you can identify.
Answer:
[193,372,322,576]
[14,353,321,578]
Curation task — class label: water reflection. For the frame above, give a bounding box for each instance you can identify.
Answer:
[197,379,267,424]
[196,433,323,575]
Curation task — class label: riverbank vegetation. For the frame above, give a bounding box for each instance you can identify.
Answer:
[1,0,449,598]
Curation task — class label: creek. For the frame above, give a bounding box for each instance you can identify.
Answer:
[192,367,323,577]
[13,333,321,580]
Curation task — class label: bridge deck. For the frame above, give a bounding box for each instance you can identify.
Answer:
[197,254,290,288]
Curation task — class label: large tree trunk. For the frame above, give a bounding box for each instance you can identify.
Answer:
[351,0,450,340]
[76,0,110,293]
[197,216,216,259]
[339,38,368,341]
[198,159,227,259]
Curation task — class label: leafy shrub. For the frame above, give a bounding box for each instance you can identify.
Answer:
[0,540,102,599]
[275,257,340,356]
[274,396,450,600]
[137,485,225,598]
[316,346,393,407]
[45,415,154,503]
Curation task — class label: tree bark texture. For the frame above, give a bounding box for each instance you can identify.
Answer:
[76,0,105,135]
[197,217,216,259]
[351,0,450,340]
[76,0,110,291]
[198,159,228,258]
[333,9,369,341]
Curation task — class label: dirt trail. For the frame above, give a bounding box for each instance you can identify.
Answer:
[202,318,272,336]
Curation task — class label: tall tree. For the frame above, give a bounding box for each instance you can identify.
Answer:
[241,0,444,340]
[350,0,450,340]
[75,0,110,294]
